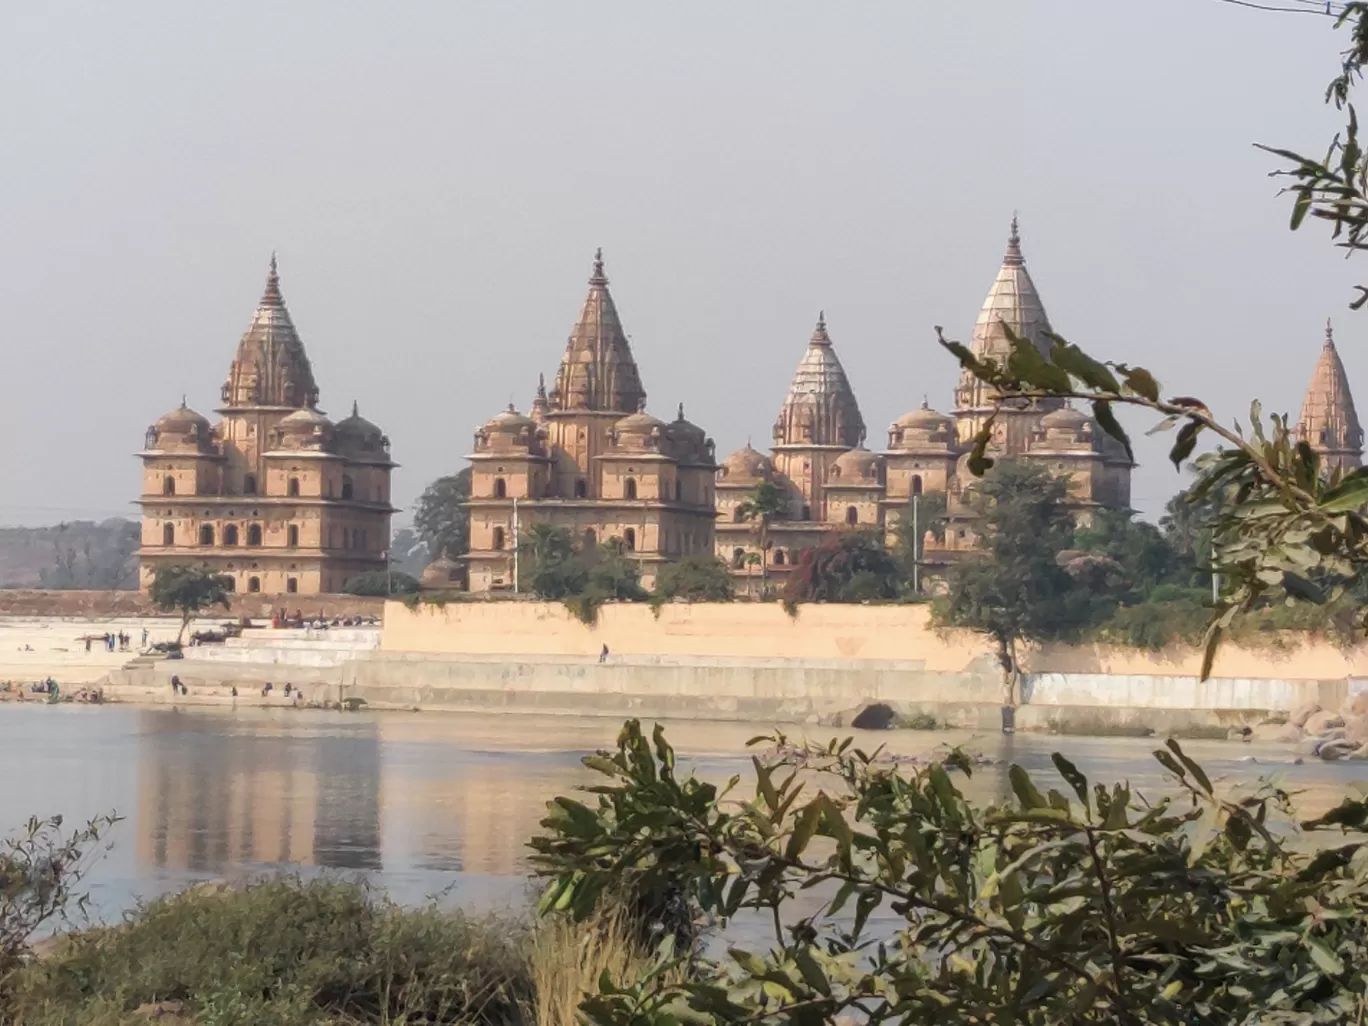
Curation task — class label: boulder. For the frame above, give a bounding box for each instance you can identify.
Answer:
[1344,714,1368,744]
[1304,710,1345,736]
[1251,722,1303,744]
[1227,726,1253,742]
[1290,702,1322,728]
[1320,739,1361,762]
[1346,693,1368,718]
[1351,742,1368,761]
[1295,735,1327,757]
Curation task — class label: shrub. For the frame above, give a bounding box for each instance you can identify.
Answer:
[343,570,420,596]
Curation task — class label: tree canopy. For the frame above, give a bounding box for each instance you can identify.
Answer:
[782,532,903,607]
[342,570,419,596]
[413,468,472,561]
[148,564,234,644]
[652,555,734,603]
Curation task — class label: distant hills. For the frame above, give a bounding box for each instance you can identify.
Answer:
[0,519,140,590]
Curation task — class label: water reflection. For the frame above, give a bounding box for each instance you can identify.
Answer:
[0,705,1363,922]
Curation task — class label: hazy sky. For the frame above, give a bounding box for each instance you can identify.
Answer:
[0,0,1360,528]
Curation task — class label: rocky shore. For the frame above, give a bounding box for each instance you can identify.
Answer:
[1238,695,1368,760]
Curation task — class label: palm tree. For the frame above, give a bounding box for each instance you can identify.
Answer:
[735,481,787,596]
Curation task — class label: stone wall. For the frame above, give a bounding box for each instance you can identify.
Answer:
[381,600,1367,681]
[0,590,384,619]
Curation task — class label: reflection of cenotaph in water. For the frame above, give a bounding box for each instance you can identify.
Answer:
[136,712,382,873]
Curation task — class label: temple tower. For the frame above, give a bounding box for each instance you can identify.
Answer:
[770,313,865,518]
[1297,319,1364,473]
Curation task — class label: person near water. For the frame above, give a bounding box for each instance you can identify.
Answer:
[599,644,609,663]
[230,685,238,698]
[170,674,181,695]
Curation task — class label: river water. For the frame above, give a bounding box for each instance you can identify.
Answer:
[0,705,1362,925]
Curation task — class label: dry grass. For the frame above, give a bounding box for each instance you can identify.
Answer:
[531,906,669,1026]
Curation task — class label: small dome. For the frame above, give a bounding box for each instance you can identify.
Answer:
[665,403,710,461]
[483,404,536,434]
[830,447,882,482]
[719,443,774,482]
[614,410,668,449]
[420,556,464,590]
[337,400,382,439]
[280,407,334,431]
[155,400,211,435]
[1041,406,1090,430]
[894,404,952,431]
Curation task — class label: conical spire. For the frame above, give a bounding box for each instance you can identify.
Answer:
[1297,319,1363,471]
[549,249,646,414]
[222,255,318,409]
[956,217,1056,411]
[772,313,866,448]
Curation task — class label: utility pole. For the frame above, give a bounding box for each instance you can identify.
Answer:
[512,497,520,594]
[911,493,921,594]
[1211,538,1219,605]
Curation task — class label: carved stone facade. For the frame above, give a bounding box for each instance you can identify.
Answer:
[1296,320,1363,474]
[137,258,396,596]
[465,252,717,591]
[716,220,1134,586]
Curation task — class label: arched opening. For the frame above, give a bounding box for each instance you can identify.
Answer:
[732,547,746,568]
[288,477,300,497]
[247,524,262,547]
[341,475,354,501]
[733,507,745,523]
[494,478,507,499]
[583,528,597,548]
[623,528,636,551]
[286,577,298,593]
[287,525,299,547]
[774,549,787,566]
[224,524,238,546]
[199,524,215,546]
[675,479,682,502]
[247,576,261,593]
[845,506,859,526]
[162,523,174,546]
[244,474,257,495]
[911,475,923,496]
[624,478,637,500]
[162,476,176,496]
[222,577,235,592]
[574,479,587,499]
[492,526,506,550]
[801,505,811,520]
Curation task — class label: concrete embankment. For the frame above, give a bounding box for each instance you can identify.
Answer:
[7,598,1354,732]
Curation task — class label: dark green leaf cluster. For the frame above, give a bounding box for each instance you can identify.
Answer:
[518,525,648,623]
[342,570,420,596]
[653,556,735,603]
[533,721,1368,1026]
[782,532,903,606]
[148,564,234,643]
[413,469,472,561]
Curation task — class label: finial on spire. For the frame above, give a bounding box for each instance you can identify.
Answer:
[921,394,929,410]
[637,395,647,413]
[1327,317,1336,347]
[262,252,283,304]
[590,247,606,283]
[536,372,547,399]
[180,394,187,409]
[351,400,359,418]
[677,401,685,422]
[1004,213,1024,266]
[270,250,278,276]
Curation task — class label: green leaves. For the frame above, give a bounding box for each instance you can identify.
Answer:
[531,719,1368,1026]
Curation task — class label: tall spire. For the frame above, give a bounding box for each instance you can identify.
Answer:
[955,216,1056,412]
[1297,319,1363,472]
[548,249,646,414]
[222,255,318,409]
[772,313,865,449]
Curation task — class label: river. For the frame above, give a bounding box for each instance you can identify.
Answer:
[0,705,1361,926]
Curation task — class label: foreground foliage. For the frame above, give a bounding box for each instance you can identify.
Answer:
[533,719,1368,1026]
[9,877,533,1026]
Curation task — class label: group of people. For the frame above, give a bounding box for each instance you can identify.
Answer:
[260,681,305,702]
[270,609,378,629]
[85,629,146,653]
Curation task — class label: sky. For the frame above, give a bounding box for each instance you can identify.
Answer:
[0,0,1361,528]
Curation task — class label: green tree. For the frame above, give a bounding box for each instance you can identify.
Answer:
[734,481,787,592]
[413,468,472,560]
[148,564,234,645]
[342,570,419,596]
[1074,508,1183,601]
[891,490,946,590]
[533,721,1368,1026]
[652,555,733,603]
[934,461,1090,705]
[782,532,902,606]
[519,524,585,599]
